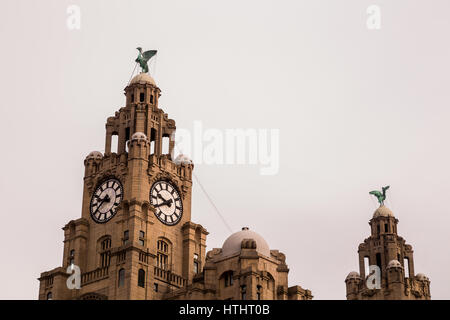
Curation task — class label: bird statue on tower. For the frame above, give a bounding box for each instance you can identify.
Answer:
[369,185,390,206]
[135,47,157,73]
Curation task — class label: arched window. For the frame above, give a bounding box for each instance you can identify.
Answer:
[118,268,125,287]
[101,237,111,251]
[46,292,53,300]
[98,236,112,268]
[138,269,145,288]
[157,239,170,270]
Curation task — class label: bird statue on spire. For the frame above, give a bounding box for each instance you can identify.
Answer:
[369,186,390,206]
[135,47,157,73]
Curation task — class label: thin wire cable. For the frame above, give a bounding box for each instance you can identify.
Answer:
[128,62,138,85]
[173,143,233,233]
[193,171,233,234]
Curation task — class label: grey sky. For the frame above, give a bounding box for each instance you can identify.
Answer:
[1,0,449,299]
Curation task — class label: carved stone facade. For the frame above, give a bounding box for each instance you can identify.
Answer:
[166,227,312,300]
[37,72,311,300]
[345,205,431,300]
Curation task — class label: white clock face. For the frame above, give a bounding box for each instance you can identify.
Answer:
[90,178,123,223]
[150,181,183,226]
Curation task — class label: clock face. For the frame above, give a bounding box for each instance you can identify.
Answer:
[150,180,183,226]
[90,178,123,223]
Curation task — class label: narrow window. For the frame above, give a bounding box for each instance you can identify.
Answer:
[118,268,125,287]
[364,256,370,277]
[138,269,145,288]
[150,141,155,154]
[139,231,145,246]
[150,95,154,104]
[241,285,247,300]
[157,240,169,270]
[376,253,382,276]
[154,283,158,292]
[140,92,145,102]
[385,223,388,232]
[193,253,199,274]
[194,261,199,274]
[376,225,380,235]
[162,136,170,154]
[404,258,410,278]
[131,94,134,103]
[47,292,53,300]
[123,230,129,245]
[150,128,157,155]
[224,272,234,287]
[125,127,131,153]
[257,285,262,300]
[100,252,110,267]
[69,250,75,265]
[111,134,118,154]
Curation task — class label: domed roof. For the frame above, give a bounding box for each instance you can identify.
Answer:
[346,271,361,281]
[387,260,402,269]
[86,151,103,160]
[174,154,193,165]
[416,273,429,281]
[130,73,156,86]
[222,227,270,258]
[373,205,395,218]
[131,132,148,141]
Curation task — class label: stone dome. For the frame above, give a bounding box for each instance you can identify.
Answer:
[373,205,395,218]
[86,151,103,160]
[221,227,270,258]
[387,260,402,269]
[416,273,429,281]
[346,271,361,281]
[131,132,148,141]
[174,154,193,165]
[130,73,156,86]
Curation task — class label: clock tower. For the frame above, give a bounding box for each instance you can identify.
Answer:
[38,71,208,300]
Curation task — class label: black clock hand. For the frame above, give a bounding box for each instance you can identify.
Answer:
[157,193,169,202]
[94,197,107,214]
[93,195,111,213]
[155,199,173,208]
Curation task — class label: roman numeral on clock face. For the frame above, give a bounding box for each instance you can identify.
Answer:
[90,178,123,224]
[150,180,183,226]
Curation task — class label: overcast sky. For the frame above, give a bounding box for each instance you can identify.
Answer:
[1,0,450,299]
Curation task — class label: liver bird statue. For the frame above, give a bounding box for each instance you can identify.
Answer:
[135,47,157,73]
[369,185,390,206]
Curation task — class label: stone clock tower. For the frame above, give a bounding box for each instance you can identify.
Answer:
[345,205,431,300]
[38,72,208,300]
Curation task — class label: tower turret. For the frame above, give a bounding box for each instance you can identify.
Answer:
[345,187,431,300]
